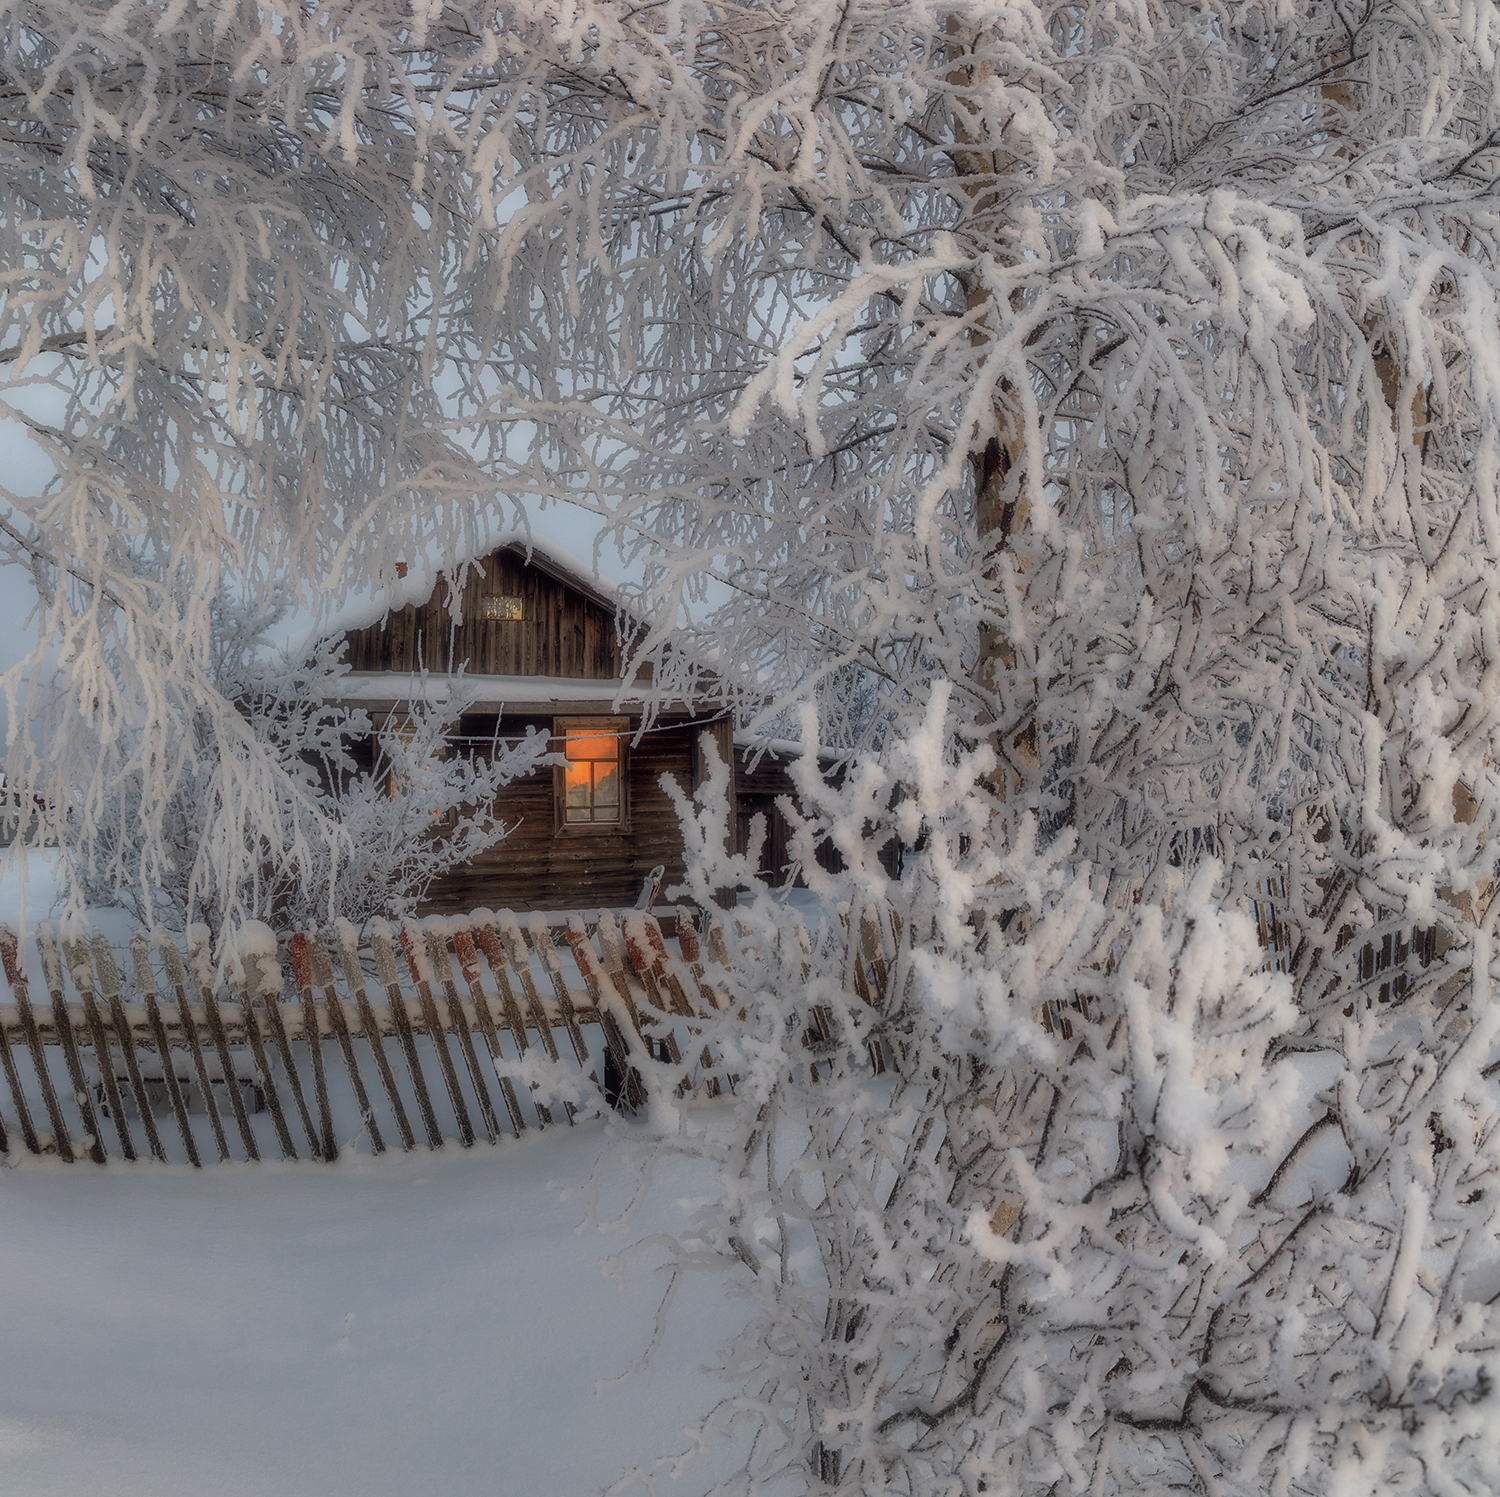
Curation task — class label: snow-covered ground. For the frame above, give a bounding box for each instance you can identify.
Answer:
[0,1127,737,1497]
[0,858,739,1497]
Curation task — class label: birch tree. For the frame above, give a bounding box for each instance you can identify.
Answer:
[465,5,1500,1494]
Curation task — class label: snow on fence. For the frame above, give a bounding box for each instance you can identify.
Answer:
[0,905,840,1167]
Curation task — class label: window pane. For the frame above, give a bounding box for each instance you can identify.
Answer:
[565,731,616,762]
[565,760,593,809]
[560,722,622,827]
[592,762,619,809]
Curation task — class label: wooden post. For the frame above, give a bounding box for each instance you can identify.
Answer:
[0,926,44,1155]
[129,932,200,1167]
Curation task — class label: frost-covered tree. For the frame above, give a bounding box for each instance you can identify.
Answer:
[0,0,546,918]
[460,5,1500,1495]
[74,588,551,935]
[7,2,1500,1492]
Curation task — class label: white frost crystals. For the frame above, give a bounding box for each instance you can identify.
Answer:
[5,2,1500,1494]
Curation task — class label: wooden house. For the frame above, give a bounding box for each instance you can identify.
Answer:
[331,541,811,913]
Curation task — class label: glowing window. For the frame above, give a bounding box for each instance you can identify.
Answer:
[562,725,621,825]
[482,595,524,621]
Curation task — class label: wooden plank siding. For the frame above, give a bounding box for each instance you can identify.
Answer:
[331,543,814,911]
[420,716,698,914]
[342,546,624,680]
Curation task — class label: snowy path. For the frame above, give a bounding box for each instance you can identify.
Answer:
[0,1129,736,1496]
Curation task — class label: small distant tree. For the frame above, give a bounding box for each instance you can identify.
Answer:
[75,589,550,936]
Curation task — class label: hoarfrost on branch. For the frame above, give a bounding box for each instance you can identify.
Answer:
[5,2,1500,1492]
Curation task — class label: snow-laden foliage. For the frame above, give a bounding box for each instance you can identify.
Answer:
[73,591,551,934]
[8,0,1500,958]
[593,725,1500,1497]
[6,3,1500,1491]
[0,0,547,916]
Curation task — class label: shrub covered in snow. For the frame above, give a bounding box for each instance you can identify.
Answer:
[599,721,1500,1497]
[75,592,550,934]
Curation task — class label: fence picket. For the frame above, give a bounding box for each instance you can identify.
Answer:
[565,916,645,1111]
[496,914,574,1126]
[129,931,200,1167]
[184,930,259,1162]
[335,925,416,1152]
[91,933,165,1163]
[0,926,43,1155]
[594,912,648,1040]
[525,915,593,1072]
[471,920,551,1128]
[399,921,474,1149]
[302,933,381,1155]
[241,947,321,1162]
[228,972,297,1162]
[451,924,527,1137]
[423,925,500,1146]
[154,933,231,1162]
[65,936,137,1161]
[370,924,444,1150]
[37,926,106,1163]
[290,935,341,1161]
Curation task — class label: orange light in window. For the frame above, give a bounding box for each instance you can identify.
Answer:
[564,732,616,762]
[563,727,621,823]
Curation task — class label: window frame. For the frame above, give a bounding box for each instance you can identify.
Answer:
[553,716,630,834]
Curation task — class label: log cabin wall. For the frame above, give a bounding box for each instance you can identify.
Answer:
[333,543,817,910]
[420,715,697,913]
[342,547,623,679]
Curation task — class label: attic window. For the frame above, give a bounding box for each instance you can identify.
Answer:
[482,595,524,621]
[556,718,626,829]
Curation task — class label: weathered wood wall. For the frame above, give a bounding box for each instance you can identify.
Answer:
[422,716,698,913]
[333,544,818,910]
[342,546,623,679]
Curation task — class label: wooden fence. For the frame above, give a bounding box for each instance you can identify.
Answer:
[0,905,811,1167]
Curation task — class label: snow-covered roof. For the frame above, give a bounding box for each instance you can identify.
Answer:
[734,732,842,765]
[299,529,633,655]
